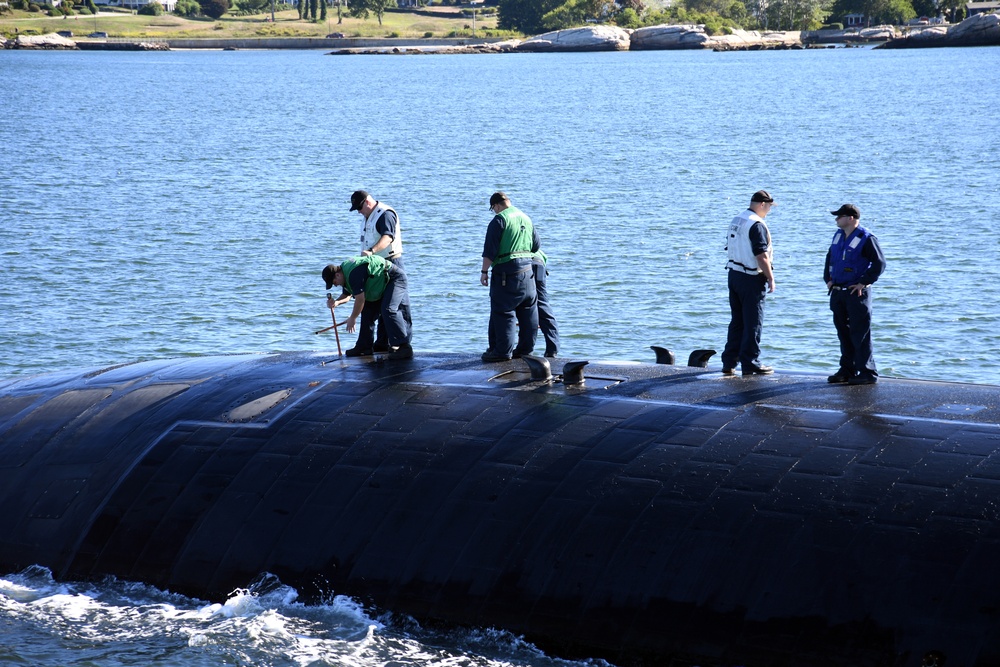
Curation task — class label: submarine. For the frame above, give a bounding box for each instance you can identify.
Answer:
[2,349,1000,667]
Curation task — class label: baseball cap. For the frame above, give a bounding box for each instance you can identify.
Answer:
[750,190,774,203]
[322,264,340,290]
[489,191,508,209]
[349,190,369,212]
[831,203,860,218]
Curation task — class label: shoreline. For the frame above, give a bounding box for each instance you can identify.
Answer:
[4,14,998,52]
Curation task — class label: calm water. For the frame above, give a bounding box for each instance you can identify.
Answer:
[1,44,1000,665]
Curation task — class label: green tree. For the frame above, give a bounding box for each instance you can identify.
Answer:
[320,0,327,20]
[349,0,393,24]
[540,0,590,29]
[138,0,164,13]
[200,0,229,18]
[765,0,829,29]
[310,0,317,18]
[368,0,394,24]
[540,0,615,28]
[615,5,641,26]
[884,0,915,22]
[349,0,365,18]
[174,0,199,15]
[498,0,561,32]
[936,0,963,21]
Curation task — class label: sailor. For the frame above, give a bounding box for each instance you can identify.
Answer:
[721,190,776,376]
[824,203,886,385]
[323,255,413,361]
[348,190,404,354]
[480,192,539,363]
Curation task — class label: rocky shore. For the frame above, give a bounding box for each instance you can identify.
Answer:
[5,13,997,53]
[326,23,897,55]
[876,12,1000,48]
[1,33,78,49]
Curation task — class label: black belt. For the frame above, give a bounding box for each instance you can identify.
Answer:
[830,285,851,291]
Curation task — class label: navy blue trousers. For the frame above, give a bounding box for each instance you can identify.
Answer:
[830,287,876,378]
[353,298,382,352]
[381,265,412,348]
[488,261,537,358]
[721,269,768,371]
[374,255,405,349]
[533,261,559,356]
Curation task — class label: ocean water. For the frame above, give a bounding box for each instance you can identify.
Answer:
[0,566,608,667]
[1,44,1000,665]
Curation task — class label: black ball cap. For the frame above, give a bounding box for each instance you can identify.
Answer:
[750,190,774,203]
[831,203,860,218]
[322,264,339,290]
[350,190,369,212]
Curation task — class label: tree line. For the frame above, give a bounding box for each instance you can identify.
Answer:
[498,0,968,34]
[172,0,395,22]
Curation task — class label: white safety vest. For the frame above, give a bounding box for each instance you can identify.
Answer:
[725,209,771,274]
[360,202,403,259]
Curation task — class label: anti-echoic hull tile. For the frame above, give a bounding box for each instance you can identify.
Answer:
[2,351,1000,666]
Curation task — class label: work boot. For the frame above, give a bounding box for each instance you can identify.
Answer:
[388,343,413,360]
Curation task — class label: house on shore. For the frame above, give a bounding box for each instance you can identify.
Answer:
[966,0,1000,15]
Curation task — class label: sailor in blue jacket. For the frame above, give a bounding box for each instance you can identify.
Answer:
[824,204,887,385]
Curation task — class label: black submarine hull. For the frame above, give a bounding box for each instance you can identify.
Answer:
[2,351,1000,666]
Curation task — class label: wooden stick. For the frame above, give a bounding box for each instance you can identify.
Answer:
[330,306,342,357]
[314,318,346,334]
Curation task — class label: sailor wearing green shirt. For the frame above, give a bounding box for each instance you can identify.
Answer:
[323,255,413,360]
[480,192,540,363]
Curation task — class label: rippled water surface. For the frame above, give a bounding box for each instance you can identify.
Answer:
[2,43,1000,667]
[2,47,1000,383]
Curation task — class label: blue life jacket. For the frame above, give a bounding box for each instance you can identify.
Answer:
[829,226,872,285]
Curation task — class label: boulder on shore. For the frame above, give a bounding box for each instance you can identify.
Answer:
[629,24,709,49]
[877,12,1000,48]
[630,24,803,50]
[11,33,78,49]
[804,24,898,43]
[517,25,630,52]
[944,11,1000,44]
[858,24,898,40]
[707,28,802,50]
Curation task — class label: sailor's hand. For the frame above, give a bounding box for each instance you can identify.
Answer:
[326,295,337,309]
[345,316,357,334]
[849,283,866,296]
[361,249,373,257]
[480,271,488,286]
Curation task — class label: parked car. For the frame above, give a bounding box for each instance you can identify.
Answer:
[88,31,108,38]
[57,30,73,37]
[326,32,345,38]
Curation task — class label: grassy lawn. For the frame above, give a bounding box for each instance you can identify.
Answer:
[0,7,508,39]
